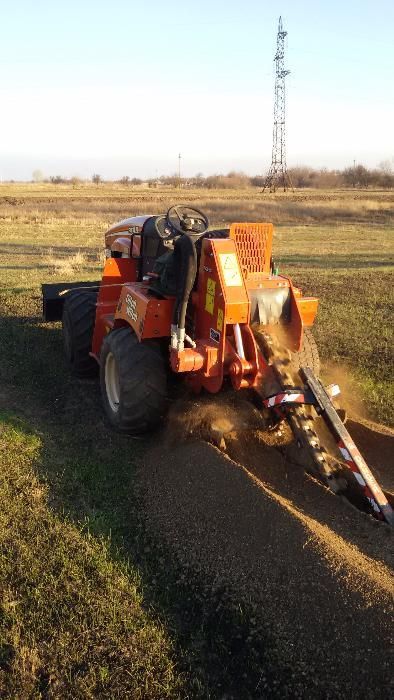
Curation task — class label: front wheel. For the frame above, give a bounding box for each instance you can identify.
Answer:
[100,327,167,434]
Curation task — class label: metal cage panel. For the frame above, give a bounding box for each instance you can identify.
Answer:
[229,223,274,278]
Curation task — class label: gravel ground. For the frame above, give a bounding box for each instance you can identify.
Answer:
[138,414,393,698]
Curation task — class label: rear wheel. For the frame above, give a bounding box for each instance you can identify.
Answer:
[291,329,347,421]
[62,290,98,377]
[100,327,167,434]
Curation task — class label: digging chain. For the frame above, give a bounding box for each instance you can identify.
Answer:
[254,329,341,493]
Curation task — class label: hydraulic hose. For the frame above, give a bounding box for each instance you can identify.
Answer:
[172,233,198,331]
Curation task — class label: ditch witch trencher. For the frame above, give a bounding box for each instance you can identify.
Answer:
[42,205,393,526]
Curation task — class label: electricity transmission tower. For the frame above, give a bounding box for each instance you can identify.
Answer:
[264,16,293,192]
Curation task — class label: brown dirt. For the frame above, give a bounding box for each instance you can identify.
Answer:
[347,419,394,493]
[138,396,393,698]
[321,362,371,423]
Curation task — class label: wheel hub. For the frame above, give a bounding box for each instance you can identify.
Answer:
[105,352,120,413]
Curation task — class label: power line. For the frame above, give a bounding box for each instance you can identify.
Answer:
[264,17,293,192]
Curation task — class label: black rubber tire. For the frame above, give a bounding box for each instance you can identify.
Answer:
[290,328,320,377]
[100,327,167,434]
[62,290,98,377]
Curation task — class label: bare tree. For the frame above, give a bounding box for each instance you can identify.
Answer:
[287,166,315,188]
[32,169,44,182]
[49,175,65,184]
[343,165,371,189]
[376,161,394,188]
[92,174,102,186]
[378,160,393,175]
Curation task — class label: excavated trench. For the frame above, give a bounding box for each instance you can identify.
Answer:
[137,395,393,698]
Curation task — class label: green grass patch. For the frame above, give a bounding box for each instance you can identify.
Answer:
[274,224,394,426]
[0,413,181,698]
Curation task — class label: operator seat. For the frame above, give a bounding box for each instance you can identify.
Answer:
[140,216,173,278]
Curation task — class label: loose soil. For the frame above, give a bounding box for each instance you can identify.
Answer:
[138,397,393,698]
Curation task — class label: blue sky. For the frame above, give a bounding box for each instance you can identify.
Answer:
[0,0,393,179]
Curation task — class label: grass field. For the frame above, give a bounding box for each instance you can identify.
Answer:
[0,184,393,697]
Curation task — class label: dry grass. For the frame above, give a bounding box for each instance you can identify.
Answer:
[1,183,393,227]
[42,248,89,275]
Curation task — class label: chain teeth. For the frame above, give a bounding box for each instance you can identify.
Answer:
[255,328,337,488]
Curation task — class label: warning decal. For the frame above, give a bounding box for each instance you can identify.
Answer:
[210,328,220,343]
[218,253,242,287]
[217,308,223,332]
[205,277,216,314]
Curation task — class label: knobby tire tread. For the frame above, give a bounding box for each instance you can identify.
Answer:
[100,327,167,434]
[63,290,98,377]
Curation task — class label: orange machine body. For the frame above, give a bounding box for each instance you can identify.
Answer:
[91,222,318,394]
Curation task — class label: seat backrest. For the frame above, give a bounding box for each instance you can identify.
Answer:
[229,223,273,279]
[140,216,173,277]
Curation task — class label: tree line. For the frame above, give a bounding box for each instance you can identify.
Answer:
[30,162,394,189]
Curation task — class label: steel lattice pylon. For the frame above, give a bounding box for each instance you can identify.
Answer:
[264,17,293,192]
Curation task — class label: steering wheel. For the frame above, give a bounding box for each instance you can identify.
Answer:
[166,205,209,237]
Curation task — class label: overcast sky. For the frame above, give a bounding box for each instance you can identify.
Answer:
[0,0,393,180]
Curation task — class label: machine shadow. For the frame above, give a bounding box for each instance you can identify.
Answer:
[0,309,298,697]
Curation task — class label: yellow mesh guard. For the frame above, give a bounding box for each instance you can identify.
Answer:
[229,223,274,278]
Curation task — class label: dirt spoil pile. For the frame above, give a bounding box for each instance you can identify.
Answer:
[138,437,393,698]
